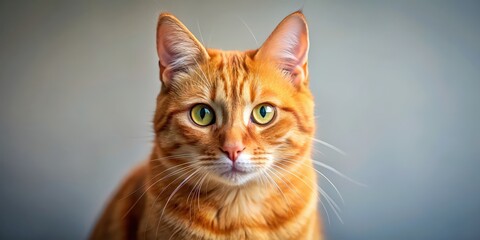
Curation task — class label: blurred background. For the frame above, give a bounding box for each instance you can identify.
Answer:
[1,0,479,239]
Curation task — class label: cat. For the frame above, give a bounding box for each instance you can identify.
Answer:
[90,11,322,240]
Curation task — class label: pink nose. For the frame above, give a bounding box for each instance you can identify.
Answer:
[220,143,245,162]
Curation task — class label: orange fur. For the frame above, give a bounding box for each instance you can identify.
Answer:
[90,11,323,240]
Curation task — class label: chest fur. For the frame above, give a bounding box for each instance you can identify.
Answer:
[140,181,319,240]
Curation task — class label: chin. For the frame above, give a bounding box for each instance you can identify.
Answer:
[210,170,257,186]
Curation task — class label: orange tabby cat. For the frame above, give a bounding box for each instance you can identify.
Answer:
[90,11,322,240]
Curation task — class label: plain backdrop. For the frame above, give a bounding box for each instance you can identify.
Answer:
[1,0,479,239]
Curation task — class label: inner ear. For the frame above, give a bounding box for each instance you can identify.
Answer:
[255,11,309,86]
[156,13,208,85]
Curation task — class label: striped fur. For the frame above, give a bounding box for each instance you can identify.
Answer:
[90,11,322,240]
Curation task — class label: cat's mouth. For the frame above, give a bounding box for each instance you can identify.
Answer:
[220,165,249,176]
[216,165,256,185]
[231,165,248,173]
[205,154,269,185]
[219,169,252,184]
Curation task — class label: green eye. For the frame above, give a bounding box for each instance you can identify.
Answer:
[190,104,215,126]
[252,103,275,125]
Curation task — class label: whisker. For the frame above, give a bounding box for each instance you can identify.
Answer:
[278,164,343,224]
[121,160,193,201]
[264,168,294,214]
[277,159,343,223]
[150,164,194,183]
[144,168,194,238]
[186,174,202,220]
[158,169,200,226]
[196,174,208,212]
[192,57,211,88]
[168,227,183,240]
[257,169,269,188]
[319,189,343,224]
[320,198,331,225]
[151,153,196,162]
[267,167,304,200]
[196,20,205,45]
[312,147,325,156]
[272,163,344,223]
[161,169,200,216]
[150,160,194,173]
[278,162,341,211]
[156,169,200,238]
[311,159,367,187]
[238,17,259,47]
[310,137,347,156]
[122,163,193,219]
[280,159,345,204]
[275,161,342,212]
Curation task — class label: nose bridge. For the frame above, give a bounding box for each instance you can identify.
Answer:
[223,100,245,139]
[219,98,247,161]
[225,100,244,126]
[220,119,246,162]
[222,126,244,146]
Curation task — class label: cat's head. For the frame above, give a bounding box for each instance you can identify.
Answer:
[153,12,315,186]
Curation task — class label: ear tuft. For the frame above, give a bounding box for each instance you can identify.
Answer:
[255,12,309,86]
[156,13,208,85]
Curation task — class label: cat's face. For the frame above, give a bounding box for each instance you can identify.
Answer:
[153,12,314,186]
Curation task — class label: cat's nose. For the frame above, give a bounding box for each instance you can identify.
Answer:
[220,143,245,162]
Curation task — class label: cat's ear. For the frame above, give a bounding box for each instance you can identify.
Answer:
[255,11,309,86]
[156,13,208,86]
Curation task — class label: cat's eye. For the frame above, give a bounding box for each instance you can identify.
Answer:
[190,104,215,126]
[251,103,276,125]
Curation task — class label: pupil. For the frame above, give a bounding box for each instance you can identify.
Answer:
[199,108,207,119]
[260,106,267,118]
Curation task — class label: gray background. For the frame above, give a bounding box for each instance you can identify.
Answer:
[1,0,479,239]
